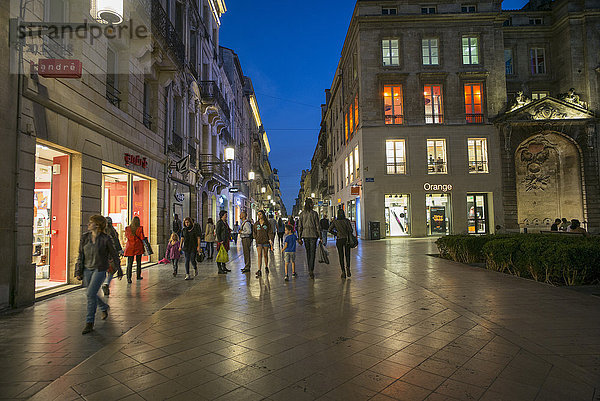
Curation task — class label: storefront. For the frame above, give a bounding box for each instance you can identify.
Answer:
[426,194,451,236]
[385,194,410,236]
[467,193,489,234]
[102,165,153,262]
[33,143,71,291]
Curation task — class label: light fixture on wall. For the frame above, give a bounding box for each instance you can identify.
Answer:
[225,147,235,161]
[248,171,255,180]
[267,195,272,200]
[261,187,266,193]
[90,0,124,24]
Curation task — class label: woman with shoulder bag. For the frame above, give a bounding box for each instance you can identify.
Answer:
[101,216,124,295]
[124,216,145,283]
[215,210,232,274]
[205,218,216,260]
[329,208,354,279]
[76,215,120,334]
[180,217,201,280]
[298,198,321,279]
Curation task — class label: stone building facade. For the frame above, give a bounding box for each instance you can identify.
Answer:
[1,0,283,309]
[305,0,599,239]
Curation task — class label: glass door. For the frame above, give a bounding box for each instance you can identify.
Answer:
[426,194,451,235]
[385,194,410,236]
[467,194,488,234]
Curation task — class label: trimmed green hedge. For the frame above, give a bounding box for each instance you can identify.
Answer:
[436,234,600,286]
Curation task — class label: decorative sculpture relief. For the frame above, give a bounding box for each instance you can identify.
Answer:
[559,88,588,109]
[508,91,531,112]
[517,135,557,192]
[528,104,567,120]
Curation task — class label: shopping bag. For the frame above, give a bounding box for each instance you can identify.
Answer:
[142,238,153,256]
[216,244,229,263]
[318,241,330,264]
[349,234,358,249]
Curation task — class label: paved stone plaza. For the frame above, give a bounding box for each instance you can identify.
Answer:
[1,239,599,400]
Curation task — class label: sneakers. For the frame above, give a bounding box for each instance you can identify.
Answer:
[101,307,109,320]
[292,272,298,278]
[184,274,193,280]
[256,270,262,277]
[101,284,110,296]
[218,270,227,274]
[82,323,94,335]
[241,268,250,273]
[284,275,289,282]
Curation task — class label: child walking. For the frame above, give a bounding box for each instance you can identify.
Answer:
[166,233,181,276]
[281,225,298,281]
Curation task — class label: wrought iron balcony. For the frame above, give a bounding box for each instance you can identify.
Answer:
[106,81,121,108]
[143,111,152,129]
[169,133,183,155]
[199,81,230,117]
[188,144,197,168]
[466,113,485,124]
[199,154,230,186]
[151,0,185,67]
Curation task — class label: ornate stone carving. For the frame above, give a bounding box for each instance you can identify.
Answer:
[517,135,557,192]
[559,88,588,109]
[528,104,567,120]
[508,91,531,112]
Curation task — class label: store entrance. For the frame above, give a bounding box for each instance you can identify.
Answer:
[385,194,410,236]
[33,144,70,291]
[467,193,488,234]
[426,194,451,236]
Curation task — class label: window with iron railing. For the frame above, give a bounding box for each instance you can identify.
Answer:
[169,133,183,155]
[384,85,403,125]
[106,47,121,108]
[427,139,447,174]
[143,81,152,129]
[386,140,407,175]
[468,138,488,173]
[424,85,443,124]
[464,83,484,123]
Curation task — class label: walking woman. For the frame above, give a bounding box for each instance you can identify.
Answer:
[124,216,145,283]
[215,210,232,274]
[277,217,285,248]
[298,198,321,279]
[329,208,354,279]
[76,215,119,334]
[180,217,201,280]
[101,216,124,296]
[204,218,216,259]
[253,210,274,277]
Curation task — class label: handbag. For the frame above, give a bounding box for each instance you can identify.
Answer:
[216,244,229,263]
[347,221,358,248]
[134,232,153,256]
[196,249,205,263]
[318,241,330,264]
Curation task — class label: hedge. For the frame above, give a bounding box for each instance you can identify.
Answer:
[436,234,600,286]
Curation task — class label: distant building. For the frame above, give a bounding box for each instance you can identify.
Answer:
[306,0,599,239]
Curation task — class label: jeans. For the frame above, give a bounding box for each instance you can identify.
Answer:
[206,242,214,258]
[126,255,142,279]
[277,232,284,247]
[171,258,179,274]
[242,237,252,270]
[83,269,108,323]
[304,238,318,272]
[184,250,197,275]
[321,230,328,246]
[336,239,351,270]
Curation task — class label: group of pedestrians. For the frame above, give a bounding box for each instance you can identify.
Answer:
[550,217,588,234]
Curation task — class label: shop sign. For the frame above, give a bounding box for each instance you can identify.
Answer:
[124,153,148,169]
[38,59,82,78]
[229,187,239,193]
[351,185,360,195]
[174,192,185,202]
[365,177,375,182]
[423,183,453,192]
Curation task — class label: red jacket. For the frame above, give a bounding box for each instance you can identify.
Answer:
[124,226,145,256]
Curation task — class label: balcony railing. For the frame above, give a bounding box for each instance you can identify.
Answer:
[200,154,230,184]
[386,162,407,175]
[385,115,404,125]
[199,81,231,117]
[466,114,485,124]
[425,114,444,124]
[169,133,183,155]
[188,144,197,168]
[468,160,488,173]
[151,0,185,67]
[106,81,121,108]
[428,160,447,174]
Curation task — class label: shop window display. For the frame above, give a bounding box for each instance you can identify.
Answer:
[385,194,410,236]
[33,144,70,291]
[467,194,488,234]
[426,194,451,235]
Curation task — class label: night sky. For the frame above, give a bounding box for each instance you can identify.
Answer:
[220,0,529,213]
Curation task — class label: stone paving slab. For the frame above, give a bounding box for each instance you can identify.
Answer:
[1,238,599,400]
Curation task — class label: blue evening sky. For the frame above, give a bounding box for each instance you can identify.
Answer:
[220,0,529,213]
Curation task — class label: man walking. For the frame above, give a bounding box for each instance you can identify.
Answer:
[239,211,253,273]
[172,214,182,237]
[319,214,330,246]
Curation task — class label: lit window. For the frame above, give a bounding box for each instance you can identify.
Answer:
[504,49,513,75]
[354,146,359,176]
[384,85,403,125]
[427,139,447,174]
[464,83,483,123]
[382,39,400,66]
[461,5,476,12]
[345,157,349,185]
[531,91,549,100]
[354,95,359,131]
[382,7,397,15]
[468,138,488,173]
[424,85,443,124]
[530,48,546,74]
[349,153,354,182]
[421,6,436,14]
[422,38,439,66]
[462,36,479,65]
[386,140,406,175]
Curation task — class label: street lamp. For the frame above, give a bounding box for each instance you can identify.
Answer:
[248,171,255,181]
[261,187,266,193]
[267,195,272,200]
[91,0,124,24]
[225,147,235,161]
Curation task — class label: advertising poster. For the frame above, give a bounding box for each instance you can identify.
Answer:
[430,206,446,234]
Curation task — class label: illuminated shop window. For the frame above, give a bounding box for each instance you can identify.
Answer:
[384,85,403,125]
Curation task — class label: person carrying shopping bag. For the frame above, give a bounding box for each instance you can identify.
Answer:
[76,215,120,335]
[124,216,146,283]
[204,218,216,259]
[215,210,231,274]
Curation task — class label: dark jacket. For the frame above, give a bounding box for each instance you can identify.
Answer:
[298,210,320,239]
[329,219,354,240]
[216,219,231,243]
[319,218,330,230]
[181,225,200,252]
[107,227,123,254]
[76,232,119,277]
[172,218,182,234]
